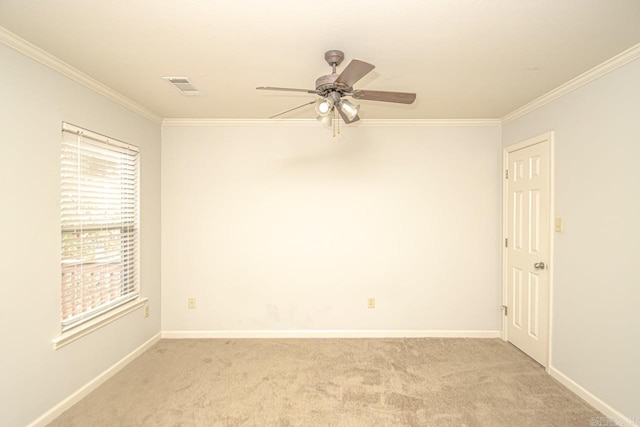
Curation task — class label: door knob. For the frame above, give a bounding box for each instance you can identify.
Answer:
[534,262,545,270]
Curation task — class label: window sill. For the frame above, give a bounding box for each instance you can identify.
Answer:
[52,297,148,350]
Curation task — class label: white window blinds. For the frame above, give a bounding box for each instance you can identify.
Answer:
[60,122,140,331]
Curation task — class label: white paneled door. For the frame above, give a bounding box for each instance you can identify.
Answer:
[505,134,551,367]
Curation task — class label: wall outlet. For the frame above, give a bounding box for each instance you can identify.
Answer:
[368,297,375,309]
[144,305,150,318]
[188,298,196,309]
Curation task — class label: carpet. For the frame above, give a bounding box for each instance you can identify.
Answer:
[48,338,602,426]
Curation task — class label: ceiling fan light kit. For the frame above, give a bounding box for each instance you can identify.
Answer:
[315,97,334,116]
[257,50,417,133]
[317,115,333,127]
[338,99,359,121]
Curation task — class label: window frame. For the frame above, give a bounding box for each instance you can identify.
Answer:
[54,122,145,349]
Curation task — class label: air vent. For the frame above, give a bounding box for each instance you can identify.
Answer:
[163,76,204,96]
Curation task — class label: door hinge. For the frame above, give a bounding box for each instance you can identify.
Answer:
[505,169,509,179]
[501,305,508,316]
[505,238,508,248]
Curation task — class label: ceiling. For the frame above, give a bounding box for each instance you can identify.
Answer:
[1,0,639,120]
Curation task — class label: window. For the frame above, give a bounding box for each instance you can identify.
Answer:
[60,122,140,332]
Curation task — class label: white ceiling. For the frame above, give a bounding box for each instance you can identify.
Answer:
[1,0,639,120]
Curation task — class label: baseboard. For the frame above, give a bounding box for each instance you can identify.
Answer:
[161,329,501,339]
[27,332,162,427]
[548,366,638,427]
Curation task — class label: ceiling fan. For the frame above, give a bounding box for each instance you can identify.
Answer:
[257,50,416,126]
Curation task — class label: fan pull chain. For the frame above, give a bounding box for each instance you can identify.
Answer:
[331,108,341,138]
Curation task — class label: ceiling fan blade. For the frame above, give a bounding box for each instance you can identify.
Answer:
[337,108,360,124]
[335,59,375,87]
[257,86,318,94]
[352,89,416,104]
[269,100,316,118]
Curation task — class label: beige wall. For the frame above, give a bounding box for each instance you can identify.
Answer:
[502,58,640,421]
[161,123,502,333]
[0,44,162,426]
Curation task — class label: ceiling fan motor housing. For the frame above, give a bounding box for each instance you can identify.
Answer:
[315,74,343,93]
[316,50,351,95]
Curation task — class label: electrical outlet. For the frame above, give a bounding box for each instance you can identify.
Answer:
[144,305,150,318]
[188,298,196,309]
[368,297,375,309]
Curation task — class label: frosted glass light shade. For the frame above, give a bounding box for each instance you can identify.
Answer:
[315,98,334,116]
[317,115,332,126]
[338,99,359,121]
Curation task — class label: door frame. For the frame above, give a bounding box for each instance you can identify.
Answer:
[501,131,555,371]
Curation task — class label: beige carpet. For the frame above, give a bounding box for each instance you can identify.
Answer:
[49,338,602,426]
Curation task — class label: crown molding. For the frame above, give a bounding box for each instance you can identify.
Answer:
[359,119,501,127]
[501,42,640,124]
[0,26,162,124]
[162,118,501,127]
[163,118,318,127]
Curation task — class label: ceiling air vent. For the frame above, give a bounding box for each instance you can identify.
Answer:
[163,76,203,96]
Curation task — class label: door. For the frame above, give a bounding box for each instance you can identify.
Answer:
[505,134,551,366]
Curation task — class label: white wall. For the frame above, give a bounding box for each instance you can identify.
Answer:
[162,123,502,333]
[0,44,161,426]
[502,58,640,421]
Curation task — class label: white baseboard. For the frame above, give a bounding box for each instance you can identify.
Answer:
[548,366,638,427]
[161,329,501,339]
[27,332,162,427]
